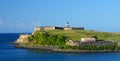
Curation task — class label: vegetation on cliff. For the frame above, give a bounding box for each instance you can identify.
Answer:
[28,31,67,46]
[59,44,120,50]
[26,30,120,50]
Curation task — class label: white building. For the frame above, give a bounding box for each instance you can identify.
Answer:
[81,38,96,42]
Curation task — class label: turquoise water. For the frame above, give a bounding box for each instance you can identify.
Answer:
[0,33,120,61]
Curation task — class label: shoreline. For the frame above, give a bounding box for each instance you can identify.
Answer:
[13,44,120,53]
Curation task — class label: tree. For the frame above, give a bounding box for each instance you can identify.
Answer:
[56,35,66,45]
[48,35,58,45]
[91,35,98,40]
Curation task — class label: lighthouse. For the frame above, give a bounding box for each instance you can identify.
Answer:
[66,21,70,27]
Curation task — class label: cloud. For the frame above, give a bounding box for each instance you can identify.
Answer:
[31,21,40,26]
[0,19,3,25]
[31,22,36,26]
[14,21,40,30]
[0,19,4,27]
[18,23,25,28]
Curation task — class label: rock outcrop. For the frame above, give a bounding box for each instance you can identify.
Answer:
[16,34,31,43]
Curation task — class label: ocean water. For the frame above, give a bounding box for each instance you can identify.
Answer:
[0,33,120,61]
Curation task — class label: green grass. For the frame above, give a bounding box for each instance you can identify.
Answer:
[42,30,120,41]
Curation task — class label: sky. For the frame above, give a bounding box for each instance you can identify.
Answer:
[0,0,120,33]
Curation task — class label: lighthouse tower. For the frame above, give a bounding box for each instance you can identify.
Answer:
[66,21,70,27]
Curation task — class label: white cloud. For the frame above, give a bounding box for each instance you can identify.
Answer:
[18,23,25,28]
[36,21,40,26]
[15,21,40,30]
[0,19,4,27]
[31,22,36,26]
[31,21,40,26]
[0,19,3,25]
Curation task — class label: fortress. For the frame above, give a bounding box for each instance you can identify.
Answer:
[16,22,118,48]
[34,22,84,31]
[16,22,84,43]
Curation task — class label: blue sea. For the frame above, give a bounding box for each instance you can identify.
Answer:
[0,33,120,61]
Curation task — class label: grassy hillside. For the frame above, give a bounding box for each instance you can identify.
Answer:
[25,30,120,50]
[42,30,120,41]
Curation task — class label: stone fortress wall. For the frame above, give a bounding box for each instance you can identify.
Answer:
[34,26,84,31]
[34,22,84,31]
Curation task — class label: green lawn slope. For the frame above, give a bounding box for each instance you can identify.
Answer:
[44,30,120,41]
